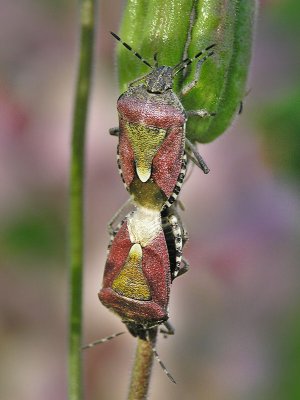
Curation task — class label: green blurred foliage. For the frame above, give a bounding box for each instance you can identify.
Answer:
[269,0,300,33]
[255,2,300,397]
[266,309,300,400]
[0,207,65,267]
[258,87,300,179]
[33,0,70,13]
[255,0,300,181]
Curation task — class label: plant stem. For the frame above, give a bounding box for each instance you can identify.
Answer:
[68,1,95,399]
[127,330,157,400]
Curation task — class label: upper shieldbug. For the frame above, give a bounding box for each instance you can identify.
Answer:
[110,32,215,211]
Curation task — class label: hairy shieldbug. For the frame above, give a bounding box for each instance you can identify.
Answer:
[98,204,188,340]
[109,32,214,211]
[96,204,188,383]
[91,33,215,383]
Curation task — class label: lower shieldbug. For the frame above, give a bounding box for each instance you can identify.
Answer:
[96,204,188,382]
[109,32,214,211]
[98,204,188,337]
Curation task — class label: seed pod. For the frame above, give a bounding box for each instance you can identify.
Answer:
[116,0,256,143]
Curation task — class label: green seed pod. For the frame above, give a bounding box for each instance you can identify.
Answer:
[116,0,194,94]
[116,0,256,143]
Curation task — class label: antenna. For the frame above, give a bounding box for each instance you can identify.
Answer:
[174,43,216,76]
[82,331,125,350]
[146,330,176,384]
[82,328,176,382]
[110,32,153,69]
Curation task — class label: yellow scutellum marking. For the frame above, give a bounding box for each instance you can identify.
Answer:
[112,243,151,300]
[126,122,166,182]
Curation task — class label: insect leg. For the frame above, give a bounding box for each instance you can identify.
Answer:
[145,330,176,384]
[107,198,133,237]
[185,138,210,174]
[174,257,190,279]
[128,73,150,87]
[181,51,214,96]
[238,88,251,115]
[109,127,119,136]
[186,109,216,118]
[160,321,175,337]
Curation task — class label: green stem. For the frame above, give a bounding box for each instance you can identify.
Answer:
[68,1,95,399]
[128,331,157,400]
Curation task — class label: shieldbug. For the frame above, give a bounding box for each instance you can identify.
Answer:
[95,204,188,382]
[98,204,188,338]
[109,32,215,211]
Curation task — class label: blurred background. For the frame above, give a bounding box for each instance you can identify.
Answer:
[0,1,299,399]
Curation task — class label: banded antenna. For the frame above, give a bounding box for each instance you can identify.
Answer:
[110,32,153,69]
[173,43,216,76]
[82,331,125,350]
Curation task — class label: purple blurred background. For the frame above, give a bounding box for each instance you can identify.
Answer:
[1,1,300,399]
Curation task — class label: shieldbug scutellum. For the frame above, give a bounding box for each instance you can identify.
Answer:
[109,32,215,212]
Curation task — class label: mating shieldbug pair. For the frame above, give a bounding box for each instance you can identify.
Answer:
[87,32,216,381]
[99,31,215,330]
